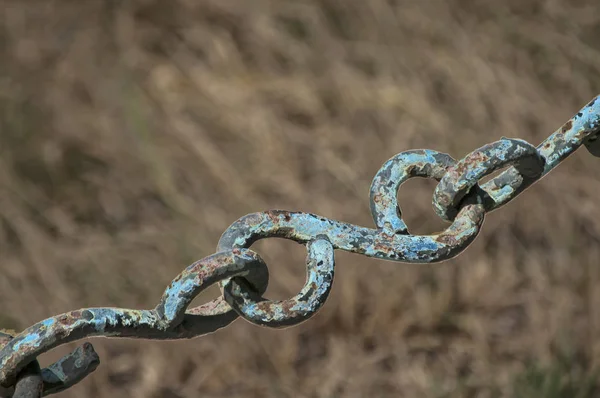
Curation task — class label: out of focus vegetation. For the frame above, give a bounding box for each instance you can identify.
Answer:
[2,1,600,397]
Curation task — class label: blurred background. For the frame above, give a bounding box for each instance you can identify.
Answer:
[2,0,600,397]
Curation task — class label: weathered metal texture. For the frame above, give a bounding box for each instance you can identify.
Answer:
[434,96,600,221]
[0,308,160,392]
[0,333,98,397]
[12,359,42,398]
[40,343,99,396]
[155,248,269,330]
[0,250,269,392]
[223,237,335,328]
[369,149,457,235]
[433,138,546,222]
[546,96,600,165]
[0,95,599,396]
[216,206,485,264]
[213,150,486,327]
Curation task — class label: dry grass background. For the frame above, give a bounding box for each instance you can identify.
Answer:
[2,0,600,397]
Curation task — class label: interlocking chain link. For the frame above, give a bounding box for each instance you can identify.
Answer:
[1,96,599,397]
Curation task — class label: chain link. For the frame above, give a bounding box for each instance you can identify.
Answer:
[1,96,599,396]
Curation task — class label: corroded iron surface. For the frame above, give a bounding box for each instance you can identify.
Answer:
[0,95,599,396]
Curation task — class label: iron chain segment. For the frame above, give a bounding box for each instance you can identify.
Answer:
[1,96,599,397]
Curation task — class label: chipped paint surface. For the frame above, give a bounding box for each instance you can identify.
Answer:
[433,95,600,222]
[0,250,270,390]
[369,149,456,235]
[155,249,269,329]
[40,343,99,396]
[216,205,485,265]
[0,308,160,388]
[1,95,599,395]
[433,138,545,222]
[222,238,335,328]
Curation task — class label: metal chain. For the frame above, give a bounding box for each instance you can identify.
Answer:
[1,96,599,397]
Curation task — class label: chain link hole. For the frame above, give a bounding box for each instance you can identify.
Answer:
[244,238,308,300]
[478,166,512,185]
[396,177,448,235]
[186,284,224,312]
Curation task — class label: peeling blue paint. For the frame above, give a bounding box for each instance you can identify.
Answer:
[222,238,335,328]
[433,138,545,222]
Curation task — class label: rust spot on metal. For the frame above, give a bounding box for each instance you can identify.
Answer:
[435,234,456,246]
[267,210,292,222]
[255,301,276,317]
[373,242,392,255]
[561,119,573,134]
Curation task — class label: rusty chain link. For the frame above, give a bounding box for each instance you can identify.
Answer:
[1,96,599,397]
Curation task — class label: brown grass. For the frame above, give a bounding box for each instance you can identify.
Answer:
[2,0,600,397]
